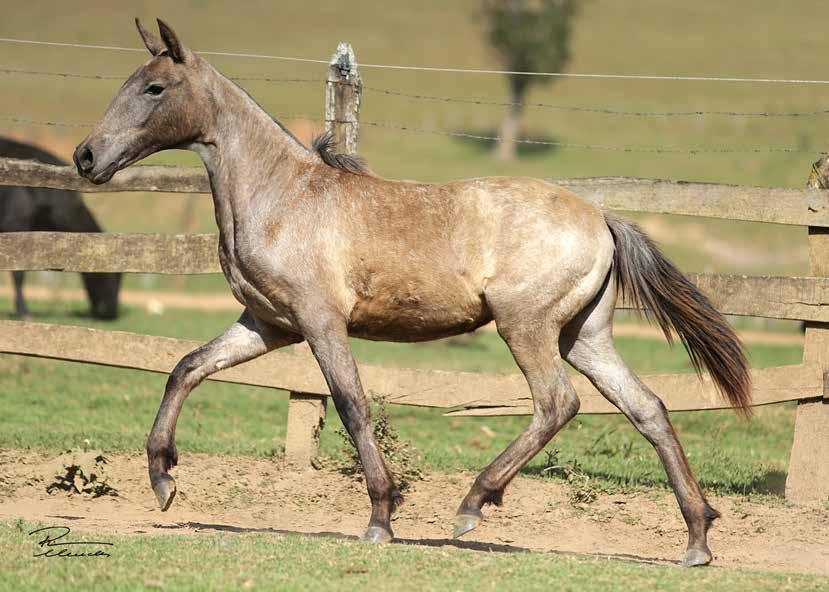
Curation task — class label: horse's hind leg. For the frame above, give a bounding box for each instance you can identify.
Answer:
[561,278,718,567]
[454,318,580,538]
[146,309,300,511]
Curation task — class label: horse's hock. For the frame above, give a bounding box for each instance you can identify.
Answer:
[0,40,828,506]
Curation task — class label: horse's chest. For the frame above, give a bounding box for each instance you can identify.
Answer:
[217,240,297,327]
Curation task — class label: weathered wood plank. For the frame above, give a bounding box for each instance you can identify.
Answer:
[284,392,327,468]
[786,223,829,505]
[0,231,825,322]
[445,363,822,416]
[0,232,221,274]
[2,158,829,227]
[674,274,829,323]
[552,177,829,227]
[0,157,209,193]
[0,321,820,414]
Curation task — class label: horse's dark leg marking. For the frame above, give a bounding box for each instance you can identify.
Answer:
[146,309,300,511]
[454,322,580,538]
[12,271,28,318]
[299,310,401,543]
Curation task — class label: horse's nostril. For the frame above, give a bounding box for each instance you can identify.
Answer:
[78,146,95,172]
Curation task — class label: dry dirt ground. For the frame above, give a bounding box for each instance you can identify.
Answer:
[1,450,827,575]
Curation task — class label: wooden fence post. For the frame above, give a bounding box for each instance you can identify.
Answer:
[785,163,829,504]
[285,392,327,468]
[325,42,362,155]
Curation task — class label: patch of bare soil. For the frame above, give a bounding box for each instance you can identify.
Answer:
[1,449,827,575]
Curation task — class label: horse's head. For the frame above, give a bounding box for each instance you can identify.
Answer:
[82,272,122,320]
[74,19,210,184]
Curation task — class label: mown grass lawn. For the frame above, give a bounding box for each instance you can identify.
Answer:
[0,301,803,496]
[1,521,826,592]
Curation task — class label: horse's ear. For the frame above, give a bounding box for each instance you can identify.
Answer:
[135,18,163,56]
[157,18,188,64]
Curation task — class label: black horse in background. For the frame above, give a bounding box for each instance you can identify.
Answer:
[0,137,121,319]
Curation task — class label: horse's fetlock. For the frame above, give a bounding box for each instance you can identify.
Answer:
[147,437,178,471]
[473,476,505,506]
[703,502,721,528]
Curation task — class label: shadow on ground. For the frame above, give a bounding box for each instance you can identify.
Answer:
[158,520,676,567]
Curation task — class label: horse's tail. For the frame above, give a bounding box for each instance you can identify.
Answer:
[604,214,752,416]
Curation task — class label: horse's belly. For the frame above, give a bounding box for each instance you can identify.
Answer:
[347,280,491,342]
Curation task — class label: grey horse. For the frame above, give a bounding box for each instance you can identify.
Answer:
[73,19,750,566]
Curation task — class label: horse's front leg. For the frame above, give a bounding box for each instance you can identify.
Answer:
[298,309,402,543]
[146,309,301,511]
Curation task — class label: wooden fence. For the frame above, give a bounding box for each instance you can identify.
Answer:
[0,43,827,505]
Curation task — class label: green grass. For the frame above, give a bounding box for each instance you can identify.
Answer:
[0,0,819,286]
[0,4,821,586]
[1,521,826,592]
[0,301,803,496]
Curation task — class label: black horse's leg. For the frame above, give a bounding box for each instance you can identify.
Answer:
[12,271,28,318]
[299,310,401,543]
[454,321,579,537]
[146,309,300,510]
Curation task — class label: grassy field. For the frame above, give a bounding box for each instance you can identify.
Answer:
[0,3,824,588]
[2,521,826,592]
[0,0,821,288]
[0,300,803,496]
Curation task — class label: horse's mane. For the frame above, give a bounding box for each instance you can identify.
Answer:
[311,132,371,176]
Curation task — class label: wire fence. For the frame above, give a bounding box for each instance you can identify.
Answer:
[4,66,829,119]
[1,114,819,155]
[0,36,827,155]
[3,36,829,84]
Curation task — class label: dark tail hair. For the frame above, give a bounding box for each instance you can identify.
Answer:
[605,214,752,416]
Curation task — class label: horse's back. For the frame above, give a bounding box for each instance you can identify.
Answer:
[339,174,612,340]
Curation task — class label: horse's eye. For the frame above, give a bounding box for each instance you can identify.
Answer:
[145,84,165,96]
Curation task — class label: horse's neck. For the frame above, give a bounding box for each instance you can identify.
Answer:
[192,68,309,244]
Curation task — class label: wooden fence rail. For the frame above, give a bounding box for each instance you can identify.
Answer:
[3,157,829,227]
[0,320,821,416]
[2,231,828,322]
[0,41,827,504]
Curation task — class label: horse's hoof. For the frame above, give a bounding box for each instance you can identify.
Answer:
[151,474,177,512]
[362,526,392,544]
[682,547,713,567]
[452,512,482,539]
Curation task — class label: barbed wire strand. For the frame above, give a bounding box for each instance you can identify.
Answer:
[0,66,321,86]
[1,114,820,155]
[4,66,829,119]
[360,85,829,118]
[2,36,829,84]
[360,120,820,154]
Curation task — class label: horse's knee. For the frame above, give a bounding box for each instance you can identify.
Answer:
[167,351,209,392]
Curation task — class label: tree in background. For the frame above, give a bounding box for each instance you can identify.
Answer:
[483,0,579,160]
